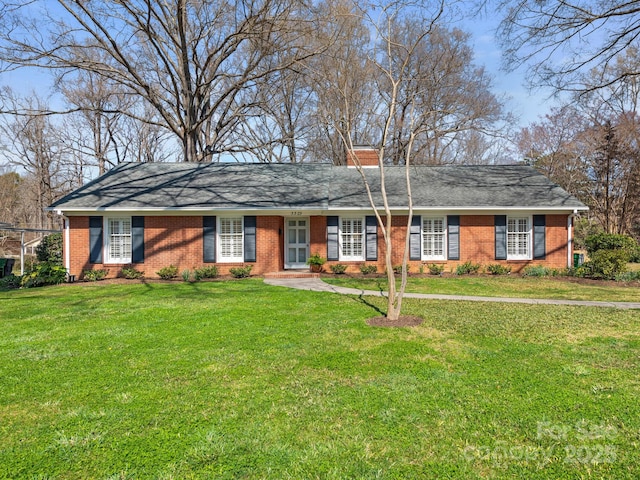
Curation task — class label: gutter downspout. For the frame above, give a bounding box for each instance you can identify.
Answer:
[55,210,70,274]
[567,210,577,268]
[64,216,70,274]
[20,231,25,275]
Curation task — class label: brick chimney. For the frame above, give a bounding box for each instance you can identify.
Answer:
[346,145,379,167]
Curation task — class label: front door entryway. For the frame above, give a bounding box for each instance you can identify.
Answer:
[285,218,309,269]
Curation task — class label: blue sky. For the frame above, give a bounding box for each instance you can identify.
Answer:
[455,15,560,128]
[0,6,558,131]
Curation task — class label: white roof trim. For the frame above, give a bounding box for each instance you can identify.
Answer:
[53,205,588,216]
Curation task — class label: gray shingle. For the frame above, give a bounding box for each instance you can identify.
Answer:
[49,162,586,211]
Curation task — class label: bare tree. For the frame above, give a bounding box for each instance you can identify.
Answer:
[56,68,130,175]
[575,47,640,237]
[385,22,504,165]
[333,0,446,322]
[517,106,640,238]
[239,52,315,163]
[517,106,591,197]
[305,0,379,164]
[0,0,327,162]
[0,171,27,226]
[0,91,66,229]
[497,0,640,93]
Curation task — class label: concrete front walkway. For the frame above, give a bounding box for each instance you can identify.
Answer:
[264,277,640,310]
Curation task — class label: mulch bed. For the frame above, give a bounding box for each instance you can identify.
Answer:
[366,315,424,327]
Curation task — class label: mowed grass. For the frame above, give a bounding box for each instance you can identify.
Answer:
[1,280,639,479]
[323,274,640,302]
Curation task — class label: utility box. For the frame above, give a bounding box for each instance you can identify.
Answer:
[0,258,15,277]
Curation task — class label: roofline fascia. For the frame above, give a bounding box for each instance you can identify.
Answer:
[329,206,589,212]
[50,205,589,215]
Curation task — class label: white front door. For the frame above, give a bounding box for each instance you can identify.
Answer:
[285,218,309,269]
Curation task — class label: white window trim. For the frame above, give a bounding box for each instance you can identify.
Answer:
[104,216,132,264]
[507,215,532,260]
[339,216,365,261]
[217,216,244,263]
[422,216,447,261]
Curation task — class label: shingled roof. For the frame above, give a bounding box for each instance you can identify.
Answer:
[49,162,587,212]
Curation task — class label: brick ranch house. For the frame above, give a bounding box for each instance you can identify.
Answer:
[49,150,587,279]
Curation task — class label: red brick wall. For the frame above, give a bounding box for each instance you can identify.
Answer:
[321,214,571,274]
[310,216,327,258]
[460,215,495,264]
[67,216,91,277]
[68,215,283,278]
[545,214,570,269]
[257,216,283,273]
[67,213,571,278]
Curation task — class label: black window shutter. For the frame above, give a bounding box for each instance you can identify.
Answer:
[244,216,257,262]
[89,216,103,264]
[203,216,216,263]
[365,216,378,261]
[327,216,339,261]
[533,215,546,259]
[131,216,145,263]
[495,215,507,260]
[447,215,460,260]
[409,215,422,260]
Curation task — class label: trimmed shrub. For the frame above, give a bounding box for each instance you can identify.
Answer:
[329,264,347,274]
[456,261,481,275]
[194,266,219,280]
[83,269,108,282]
[121,267,144,279]
[581,249,629,280]
[392,264,410,274]
[614,270,640,282]
[21,262,67,288]
[0,274,22,289]
[584,233,637,257]
[157,265,178,280]
[359,264,377,274]
[229,265,252,278]
[522,265,550,277]
[487,264,511,275]
[579,232,637,280]
[426,263,445,275]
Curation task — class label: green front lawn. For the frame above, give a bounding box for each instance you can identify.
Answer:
[1,280,639,478]
[323,274,640,302]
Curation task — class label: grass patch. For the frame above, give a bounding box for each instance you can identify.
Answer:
[1,280,639,478]
[323,275,640,303]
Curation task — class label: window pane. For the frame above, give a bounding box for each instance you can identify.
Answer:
[220,218,243,259]
[108,218,131,262]
[507,217,529,257]
[340,218,364,258]
[423,218,445,257]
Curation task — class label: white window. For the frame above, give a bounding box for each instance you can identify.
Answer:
[219,217,243,262]
[507,217,531,259]
[106,218,131,263]
[422,217,446,260]
[340,218,364,260]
